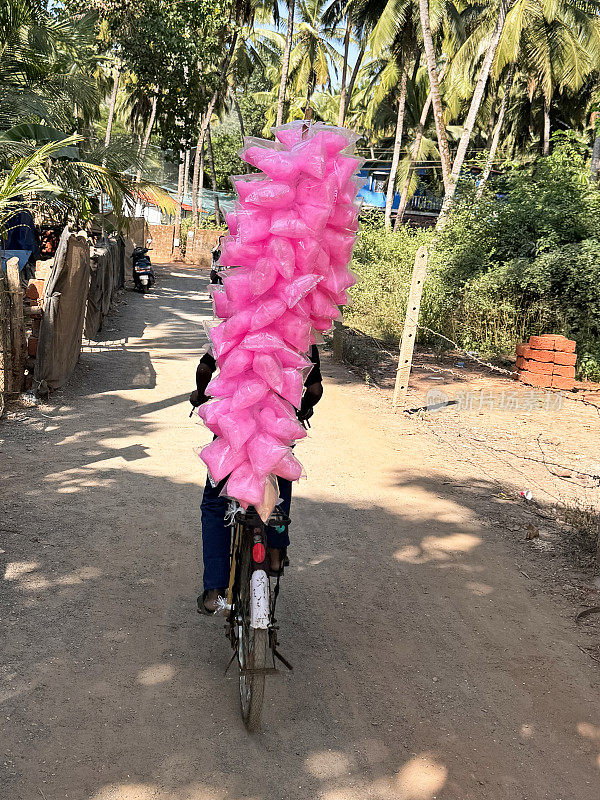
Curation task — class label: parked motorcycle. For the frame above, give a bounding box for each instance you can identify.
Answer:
[132,239,155,293]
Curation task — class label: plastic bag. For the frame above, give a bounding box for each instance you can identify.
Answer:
[280,273,322,308]
[322,227,356,266]
[249,257,278,296]
[266,236,295,279]
[258,406,307,444]
[279,367,304,408]
[201,438,248,483]
[206,371,241,398]
[247,433,291,475]
[243,181,296,209]
[273,451,304,481]
[225,212,238,236]
[230,375,269,411]
[293,237,320,273]
[270,210,312,239]
[289,136,327,179]
[240,330,287,353]
[219,409,258,450]
[211,287,231,319]
[197,397,231,435]
[273,119,310,147]
[243,146,300,182]
[236,209,272,244]
[226,462,266,507]
[328,202,359,231]
[297,203,331,233]
[218,347,254,379]
[273,311,312,352]
[263,391,298,421]
[253,351,284,393]
[219,239,262,268]
[250,297,287,330]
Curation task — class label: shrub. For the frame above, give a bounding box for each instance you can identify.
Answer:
[348,135,600,379]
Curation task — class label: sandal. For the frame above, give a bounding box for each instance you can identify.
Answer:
[197,589,226,616]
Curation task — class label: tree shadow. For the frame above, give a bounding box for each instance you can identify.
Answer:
[2,456,599,799]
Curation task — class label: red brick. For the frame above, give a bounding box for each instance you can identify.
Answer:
[526,349,554,362]
[25,279,45,301]
[27,336,38,357]
[553,351,577,366]
[552,335,576,353]
[551,375,575,390]
[516,343,529,357]
[529,334,557,350]
[519,370,552,387]
[552,364,575,378]
[524,359,553,375]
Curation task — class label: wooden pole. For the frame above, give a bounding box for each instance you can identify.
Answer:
[392,246,428,408]
[6,257,25,393]
[0,270,12,408]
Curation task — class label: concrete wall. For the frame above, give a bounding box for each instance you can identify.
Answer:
[186,228,225,268]
[147,224,175,262]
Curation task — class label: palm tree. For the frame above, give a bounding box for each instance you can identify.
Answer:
[276,0,296,125]
[437,0,512,222]
[287,0,345,110]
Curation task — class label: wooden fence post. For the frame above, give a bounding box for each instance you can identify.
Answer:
[7,257,25,393]
[0,270,12,412]
[392,246,428,408]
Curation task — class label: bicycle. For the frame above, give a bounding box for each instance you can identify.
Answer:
[221,500,293,732]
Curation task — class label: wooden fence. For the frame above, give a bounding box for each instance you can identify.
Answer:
[0,257,26,416]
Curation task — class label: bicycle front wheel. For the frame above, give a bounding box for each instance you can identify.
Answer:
[237,534,268,732]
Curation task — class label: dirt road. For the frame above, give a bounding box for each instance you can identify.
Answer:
[2,264,599,800]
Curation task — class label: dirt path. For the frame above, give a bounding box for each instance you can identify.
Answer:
[2,264,600,800]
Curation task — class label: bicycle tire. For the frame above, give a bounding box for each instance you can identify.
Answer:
[237,529,268,732]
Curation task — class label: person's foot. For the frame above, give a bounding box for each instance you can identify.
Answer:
[267,547,282,575]
[197,588,226,615]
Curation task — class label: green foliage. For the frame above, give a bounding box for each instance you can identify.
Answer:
[349,137,600,381]
[209,129,245,190]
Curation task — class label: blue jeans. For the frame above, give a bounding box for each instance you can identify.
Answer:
[200,476,292,591]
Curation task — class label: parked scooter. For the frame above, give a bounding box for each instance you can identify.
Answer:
[132,239,155,293]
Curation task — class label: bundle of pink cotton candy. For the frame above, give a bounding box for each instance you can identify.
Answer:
[198,121,362,516]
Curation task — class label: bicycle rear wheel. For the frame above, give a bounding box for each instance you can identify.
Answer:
[237,531,268,732]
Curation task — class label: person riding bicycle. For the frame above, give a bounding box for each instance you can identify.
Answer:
[191,271,323,615]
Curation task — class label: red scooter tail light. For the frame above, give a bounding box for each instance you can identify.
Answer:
[252,543,266,564]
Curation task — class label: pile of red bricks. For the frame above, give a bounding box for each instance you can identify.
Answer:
[516,334,577,390]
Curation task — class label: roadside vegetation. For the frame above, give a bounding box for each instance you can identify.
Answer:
[349,135,600,381]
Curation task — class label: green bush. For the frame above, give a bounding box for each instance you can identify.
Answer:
[348,134,600,380]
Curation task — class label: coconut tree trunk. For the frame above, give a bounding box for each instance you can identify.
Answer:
[183,149,191,204]
[206,124,221,225]
[438,0,511,224]
[395,63,447,230]
[192,137,205,226]
[193,30,239,182]
[590,129,600,181]
[385,63,409,230]
[476,66,514,199]
[276,0,295,127]
[135,91,158,182]
[173,150,185,260]
[419,0,451,193]
[104,65,120,148]
[542,97,551,155]
[486,92,498,150]
[230,86,250,172]
[345,43,365,122]
[338,18,351,127]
